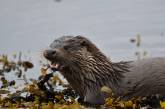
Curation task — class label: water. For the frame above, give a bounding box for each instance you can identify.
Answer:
[0,0,165,80]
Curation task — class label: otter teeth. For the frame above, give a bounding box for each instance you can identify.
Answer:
[51,63,60,69]
[50,62,65,71]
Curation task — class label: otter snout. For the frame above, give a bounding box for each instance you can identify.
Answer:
[43,49,56,60]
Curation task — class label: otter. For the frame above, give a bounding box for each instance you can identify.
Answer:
[43,35,165,104]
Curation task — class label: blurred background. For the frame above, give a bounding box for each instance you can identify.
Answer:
[0,0,165,79]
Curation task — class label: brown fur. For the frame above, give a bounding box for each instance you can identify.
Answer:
[44,35,165,104]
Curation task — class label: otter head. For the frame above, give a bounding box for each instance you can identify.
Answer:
[44,35,105,73]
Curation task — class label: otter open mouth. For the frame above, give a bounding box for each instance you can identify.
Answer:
[50,61,65,71]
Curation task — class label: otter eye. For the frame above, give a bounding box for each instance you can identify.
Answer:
[81,40,87,46]
[63,45,70,50]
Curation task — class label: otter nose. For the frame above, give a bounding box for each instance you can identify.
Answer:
[43,50,56,59]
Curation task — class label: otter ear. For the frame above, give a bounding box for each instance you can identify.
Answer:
[75,35,88,46]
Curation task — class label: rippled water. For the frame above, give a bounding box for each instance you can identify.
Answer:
[0,0,165,80]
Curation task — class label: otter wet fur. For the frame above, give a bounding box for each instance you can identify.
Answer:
[44,35,165,105]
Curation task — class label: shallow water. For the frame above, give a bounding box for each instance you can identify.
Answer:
[0,0,165,80]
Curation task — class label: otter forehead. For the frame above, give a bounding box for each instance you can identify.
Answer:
[50,36,74,48]
[49,35,89,50]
